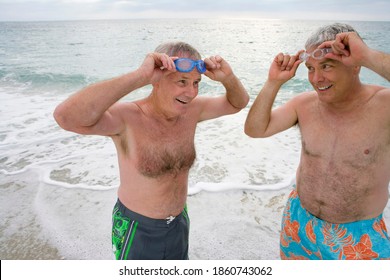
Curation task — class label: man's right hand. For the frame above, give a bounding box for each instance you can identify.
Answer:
[268,51,302,84]
[138,53,177,84]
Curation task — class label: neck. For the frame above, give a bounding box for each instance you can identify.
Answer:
[319,83,373,115]
[145,92,181,123]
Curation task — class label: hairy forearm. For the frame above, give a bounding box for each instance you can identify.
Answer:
[245,80,282,137]
[222,74,250,109]
[54,69,147,129]
[364,50,390,81]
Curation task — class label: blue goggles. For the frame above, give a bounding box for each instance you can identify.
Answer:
[174,58,206,74]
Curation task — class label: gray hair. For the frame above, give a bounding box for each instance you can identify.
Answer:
[305,23,360,49]
[154,41,201,59]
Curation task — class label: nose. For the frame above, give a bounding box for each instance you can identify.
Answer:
[186,84,198,98]
[310,69,325,84]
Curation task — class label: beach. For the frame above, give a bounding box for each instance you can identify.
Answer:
[0,19,389,260]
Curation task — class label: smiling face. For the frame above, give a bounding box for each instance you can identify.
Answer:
[164,69,201,106]
[152,65,202,119]
[151,42,204,119]
[305,47,361,104]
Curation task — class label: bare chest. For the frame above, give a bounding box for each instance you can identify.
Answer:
[132,119,197,178]
[137,136,196,178]
[296,107,390,222]
[300,110,389,168]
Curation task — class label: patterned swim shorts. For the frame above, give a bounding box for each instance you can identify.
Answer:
[280,188,390,260]
[112,199,190,260]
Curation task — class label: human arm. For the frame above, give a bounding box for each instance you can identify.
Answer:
[197,55,250,121]
[318,32,390,81]
[53,53,176,135]
[244,52,302,138]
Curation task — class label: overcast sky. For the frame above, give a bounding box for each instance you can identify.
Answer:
[1,0,389,22]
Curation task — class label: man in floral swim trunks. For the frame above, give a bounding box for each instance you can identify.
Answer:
[245,23,390,259]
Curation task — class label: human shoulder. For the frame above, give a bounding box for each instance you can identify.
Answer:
[189,95,214,115]
[104,101,145,131]
[366,84,390,102]
[109,101,142,116]
[110,100,139,110]
[373,86,390,116]
[271,91,316,119]
[293,91,317,99]
[289,91,317,107]
[375,85,390,96]
[364,85,390,123]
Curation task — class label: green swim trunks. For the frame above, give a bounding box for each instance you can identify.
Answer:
[280,187,390,260]
[112,199,190,260]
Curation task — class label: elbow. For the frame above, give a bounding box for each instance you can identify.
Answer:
[244,123,257,138]
[53,103,98,134]
[235,93,250,110]
[53,104,72,132]
[227,90,250,111]
[240,93,250,109]
[244,128,258,138]
[244,122,267,138]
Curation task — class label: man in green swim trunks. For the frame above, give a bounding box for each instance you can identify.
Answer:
[54,42,249,259]
[245,23,390,259]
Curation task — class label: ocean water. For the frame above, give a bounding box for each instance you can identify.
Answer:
[0,19,389,260]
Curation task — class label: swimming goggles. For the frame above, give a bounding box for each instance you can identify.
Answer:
[299,48,332,62]
[174,58,206,74]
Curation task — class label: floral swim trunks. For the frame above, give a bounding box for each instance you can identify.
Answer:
[280,187,390,260]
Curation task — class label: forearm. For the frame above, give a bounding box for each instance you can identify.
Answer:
[54,69,147,129]
[244,80,282,137]
[364,49,390,81]
[222,74,250,109]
